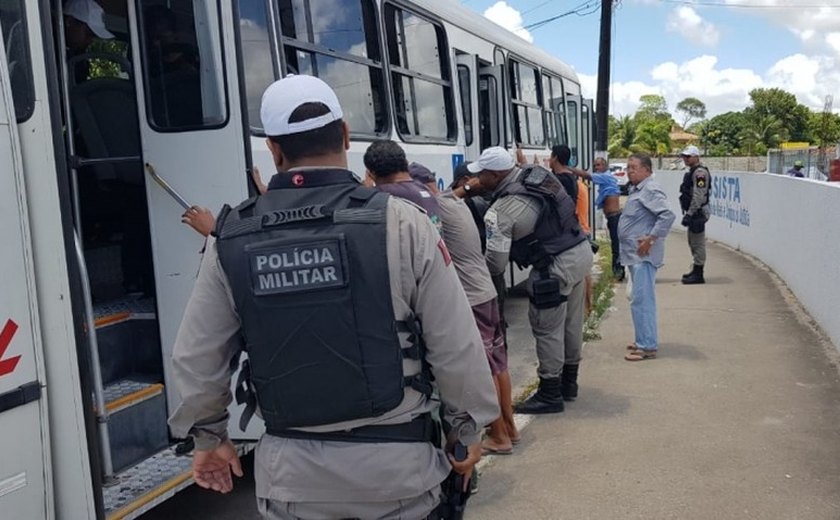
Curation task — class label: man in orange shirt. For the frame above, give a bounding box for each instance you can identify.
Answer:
[575,177,593,316]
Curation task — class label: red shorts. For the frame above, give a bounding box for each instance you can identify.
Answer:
[471,299,508,375]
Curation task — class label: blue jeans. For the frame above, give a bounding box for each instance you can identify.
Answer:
[629,262,658,351]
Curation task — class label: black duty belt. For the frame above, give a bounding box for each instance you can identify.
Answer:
[267,413,438,444]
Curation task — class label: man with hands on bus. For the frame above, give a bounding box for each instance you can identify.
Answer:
[168,75,498,519]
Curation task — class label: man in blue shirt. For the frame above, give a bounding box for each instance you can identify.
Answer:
[574,157,624,281]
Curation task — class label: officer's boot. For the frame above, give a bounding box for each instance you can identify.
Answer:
[514,377,564,414]
[681,264,694,282]
[560,364,579,402]
[681,265,705,285]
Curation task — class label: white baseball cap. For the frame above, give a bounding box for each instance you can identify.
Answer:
[65,0,114,39]
[467,146,515,173]
[680,145,700,157]
[261,75,344,136]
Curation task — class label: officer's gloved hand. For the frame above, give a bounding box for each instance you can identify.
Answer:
[681,214,692,227]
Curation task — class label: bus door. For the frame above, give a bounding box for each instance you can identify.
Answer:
[581,97,596,234]
[0,24,50,519]
[128,1,256,437]
[478,64,505,154]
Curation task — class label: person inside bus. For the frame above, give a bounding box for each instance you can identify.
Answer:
[63,0,115,83]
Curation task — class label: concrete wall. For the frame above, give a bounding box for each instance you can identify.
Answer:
[653,170,840,349]
[615,156,767,172]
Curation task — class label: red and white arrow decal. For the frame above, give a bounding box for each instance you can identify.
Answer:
[0,319,21,377]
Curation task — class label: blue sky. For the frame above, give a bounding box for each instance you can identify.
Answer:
[461,0,840,119]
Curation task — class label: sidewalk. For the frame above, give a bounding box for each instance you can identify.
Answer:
[468,233,840,520]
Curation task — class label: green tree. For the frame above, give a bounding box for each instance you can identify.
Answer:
[636,94,670,122]
[746,88,810,142]
[808,109,840,147]
[738,112,786,155]
[699,111,748,155]
[676,97,707,128]
[608,115,638,157]
[634,118,672,156]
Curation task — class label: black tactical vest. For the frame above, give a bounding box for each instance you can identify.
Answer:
[493,166,586,269]
[215,170,414,433]
[679,165,711,212]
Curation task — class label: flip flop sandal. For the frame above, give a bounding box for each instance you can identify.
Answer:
[481,444,514,455]
[510,437,522,446]
[625,350,657,361]
[626,343,639,351]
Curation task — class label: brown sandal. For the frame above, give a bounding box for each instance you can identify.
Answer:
[625,350,657,361]
[626,343,638,351]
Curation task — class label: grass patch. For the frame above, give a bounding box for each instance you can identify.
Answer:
[583,238,617,342]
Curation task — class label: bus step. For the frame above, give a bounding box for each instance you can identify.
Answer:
[104,442,256,520]
[94,296,156,329]
[104,379,168,474]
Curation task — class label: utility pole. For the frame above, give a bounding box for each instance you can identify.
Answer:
[595,0,613,159]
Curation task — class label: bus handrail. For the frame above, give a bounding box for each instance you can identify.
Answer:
[144,163,192,210]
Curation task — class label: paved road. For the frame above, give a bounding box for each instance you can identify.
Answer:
[467,234,840,519]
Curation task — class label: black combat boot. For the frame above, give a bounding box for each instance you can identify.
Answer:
[514,377,564,414]
[560,364,579,402]
[681,265,705,285]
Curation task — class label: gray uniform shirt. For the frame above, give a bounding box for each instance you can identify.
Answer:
[484,169,591,295]
[169,194,499,503]
[618,176,676,268]
[688,165,711,218]
[437,191,497,306]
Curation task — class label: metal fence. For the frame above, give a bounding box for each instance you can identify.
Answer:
[767,145,839,180]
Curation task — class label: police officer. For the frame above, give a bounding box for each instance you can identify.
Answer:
[168,75,499,519]
[466,147,593,414]
[678,145,711,285]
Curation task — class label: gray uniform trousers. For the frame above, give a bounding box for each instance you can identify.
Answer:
[527,241,593,379]
[687,230,706,266]
[257,488,439,520]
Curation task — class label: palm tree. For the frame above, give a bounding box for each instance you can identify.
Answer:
[608,115,637,157]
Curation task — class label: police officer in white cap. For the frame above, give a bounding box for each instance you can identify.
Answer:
[64,0,114,54]
[465,147,593,414]
[168,75,499,519]
[678,145,711,284]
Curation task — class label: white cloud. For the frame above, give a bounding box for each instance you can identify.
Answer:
[582,53,840,118]
[483,1,533,43]
[666,6,721,47]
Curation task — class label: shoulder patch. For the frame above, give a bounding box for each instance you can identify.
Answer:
[437,239,452,266]
[696,177,706,188]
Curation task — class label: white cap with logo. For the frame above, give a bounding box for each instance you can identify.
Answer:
[65,0,114,39]
[261,75,344,136]
[467,146,516,173]
[680,145,700,157]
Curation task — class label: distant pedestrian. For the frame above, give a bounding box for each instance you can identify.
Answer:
[411,163,520,454]
[575,157,624,281]
[787,160,805,178]
[678,145,711,285]
[548,145,579,201]
[619,154,676,361]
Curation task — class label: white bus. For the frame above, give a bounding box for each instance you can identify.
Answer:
[0,1,593,518]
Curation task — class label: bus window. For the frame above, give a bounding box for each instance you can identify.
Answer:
[457,64,473,146]
[0,0,35,122]
[509,59,543,147]
[238,0,276,135]
[542,74,567,148]
[138,1,228,131]
[384,4,454,141]
[581,101,591,170]
[278,0,386,136]
[479,74,500,148]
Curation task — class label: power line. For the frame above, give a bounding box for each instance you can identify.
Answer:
[524,1,601,30]
[661,0,840,8]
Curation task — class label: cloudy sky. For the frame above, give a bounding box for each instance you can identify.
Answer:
[462,0,840,119]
